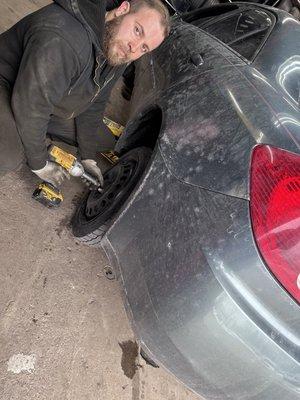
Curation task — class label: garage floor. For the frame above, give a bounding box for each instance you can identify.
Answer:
[0,1,200,399]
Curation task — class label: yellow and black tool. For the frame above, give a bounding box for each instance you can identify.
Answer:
[103,117,124,138]
[33,117,123,207]
[100,117,124,165]
[32,181,63,208]
[48,145,100,186]
[33,145,101,208]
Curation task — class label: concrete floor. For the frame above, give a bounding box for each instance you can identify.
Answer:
[0,1,201,399]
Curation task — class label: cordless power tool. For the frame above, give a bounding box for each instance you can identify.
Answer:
[32,145,101,208]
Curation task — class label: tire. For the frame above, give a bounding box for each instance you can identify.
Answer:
[72,147,152,246]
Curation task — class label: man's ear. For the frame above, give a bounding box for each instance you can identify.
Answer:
[115,1,131,17]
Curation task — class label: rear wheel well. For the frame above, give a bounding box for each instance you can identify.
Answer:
[115,106,163,156]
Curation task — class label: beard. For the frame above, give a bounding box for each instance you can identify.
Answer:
[103,15,130,66]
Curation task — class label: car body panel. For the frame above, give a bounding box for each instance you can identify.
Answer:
[102,4,300,399]
[102,149,299,399]
[253,10,300,104]
[158,66,298,198]
[117,8,299,199]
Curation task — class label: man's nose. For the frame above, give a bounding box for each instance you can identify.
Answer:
[129,40,140,54]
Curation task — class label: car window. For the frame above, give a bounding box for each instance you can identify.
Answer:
[200,9,273,61]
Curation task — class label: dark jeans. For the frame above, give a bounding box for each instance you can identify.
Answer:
[47,114,117,158]
[0,83,116,174]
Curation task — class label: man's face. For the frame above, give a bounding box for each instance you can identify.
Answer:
[103,6,165,66]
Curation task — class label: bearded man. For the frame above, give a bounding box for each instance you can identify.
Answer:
[0,0,170,187]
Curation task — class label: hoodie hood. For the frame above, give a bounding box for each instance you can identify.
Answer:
[54,0,106,49]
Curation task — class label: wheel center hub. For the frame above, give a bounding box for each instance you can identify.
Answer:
[84,159,137,219]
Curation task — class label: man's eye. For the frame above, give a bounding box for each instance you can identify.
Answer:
[135,26,140,36]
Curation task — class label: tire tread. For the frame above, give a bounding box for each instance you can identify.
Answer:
[76,226,107,247]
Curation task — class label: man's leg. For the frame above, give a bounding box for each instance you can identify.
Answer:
[0,83,24,174]
[47,115,117,154]
[47,116,77,147]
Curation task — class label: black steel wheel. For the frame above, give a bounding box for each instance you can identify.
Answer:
[72,147,152,246]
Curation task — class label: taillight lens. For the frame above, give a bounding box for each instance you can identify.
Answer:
[250,145,300,303]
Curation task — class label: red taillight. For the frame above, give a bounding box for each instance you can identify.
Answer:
[250,145,300,303]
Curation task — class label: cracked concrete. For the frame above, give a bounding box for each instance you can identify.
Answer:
[0,1,201,399]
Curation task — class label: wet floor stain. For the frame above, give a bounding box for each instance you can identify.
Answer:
[119,340,139,379]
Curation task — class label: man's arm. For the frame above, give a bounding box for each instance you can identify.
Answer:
[75,82,122,160]
[11,30,78,170]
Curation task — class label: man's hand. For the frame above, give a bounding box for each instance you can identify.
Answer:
[32,161,69,187]
[81,159,104,187]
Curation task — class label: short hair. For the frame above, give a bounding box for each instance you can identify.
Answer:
[129,0,171,38]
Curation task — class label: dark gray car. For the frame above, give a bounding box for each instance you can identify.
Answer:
[72,4,300,399]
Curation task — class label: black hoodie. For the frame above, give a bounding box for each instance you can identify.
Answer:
[0,0,125,169]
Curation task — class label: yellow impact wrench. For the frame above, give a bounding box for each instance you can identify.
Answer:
[33,145,101,208]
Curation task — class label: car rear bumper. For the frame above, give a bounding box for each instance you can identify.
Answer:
[102,148,300,400]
